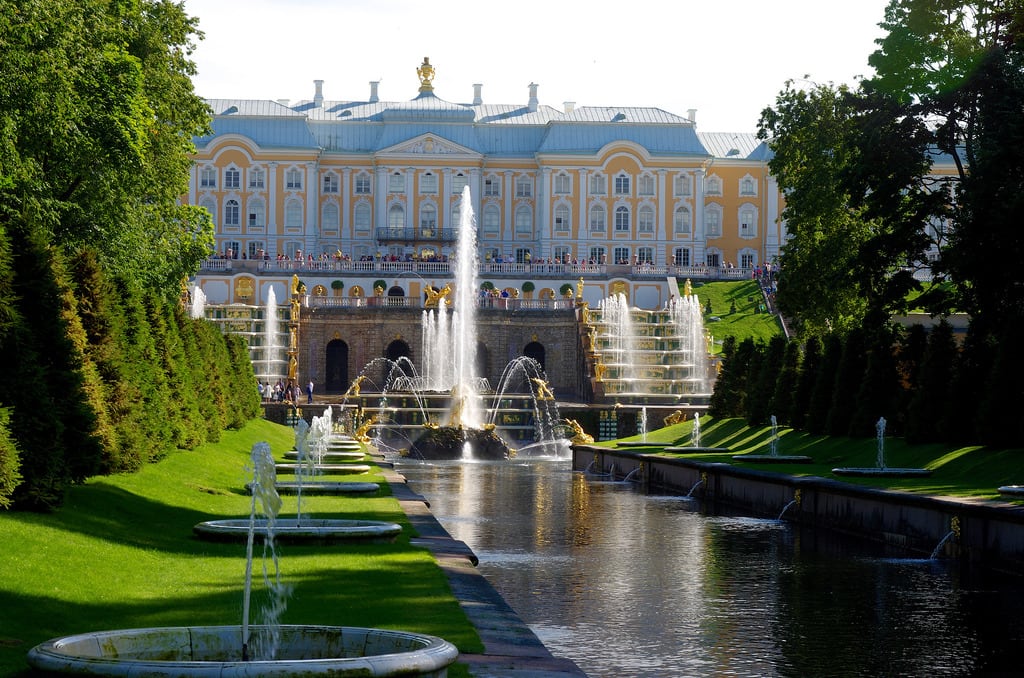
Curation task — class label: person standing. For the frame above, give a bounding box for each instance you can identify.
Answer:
[306,380,314,403]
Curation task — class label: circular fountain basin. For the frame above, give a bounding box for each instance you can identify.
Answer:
[328,440,365,452]
[831,467,932,477]
[193,518,402,543]
[998,485,1024,498]
[275,463,372,475]
[285,450,366,461]
[733,454,813,464]
[271,481,380,495]
[27,624,458,677]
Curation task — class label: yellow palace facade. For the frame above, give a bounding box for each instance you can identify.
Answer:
[189,58,783,310]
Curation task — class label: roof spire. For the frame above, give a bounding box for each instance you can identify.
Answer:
[417,57,435,94]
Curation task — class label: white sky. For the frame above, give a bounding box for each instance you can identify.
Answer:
[182,0,891,133]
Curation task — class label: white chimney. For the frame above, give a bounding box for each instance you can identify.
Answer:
[313,79,324,107]
[528,82,539,112]
[369,81,380,103]
[687,108,697,124]
[564,101,575,114]
[473,83,483,105]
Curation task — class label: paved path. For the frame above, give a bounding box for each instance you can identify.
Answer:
[382,463,589,677]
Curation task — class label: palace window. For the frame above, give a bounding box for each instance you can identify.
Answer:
[614,174,631,196]
[554,204,571,234]
[200,197,216,224]
[452,172,468,194]
[705,207,722,237]
[248,241,266,259]
[388,203,405,229]
[354,172,371,194]
[740,251,756,269]
[705,176,722,196]
[285,168,303,190]
[248,167,265,190]
[247,200,265,229]
[614,247,630,265]
[199,167,216,189]
[638,205,654,234]
[224,199,240,227]
[674,206,691,235]
[482,204,500,236]
[614,205,630,232]
[740,207,757,238]
[638,174,655,196]
[740,177,756,196]
[515,175,532,198]
[589,246,607,263]
[284,199,303,230]
[554,245,571,262]
[322,202,339,233]
[514,206,532,235]
[388,172,405,193]
[589,174,606,195]
[554,172,571,194]
[589,204,606,233]
[224,167,240,190]
[637,247,653,264]
[420,172,437,194]
[354,203,371,235]
[673,247,691,267]
[706,251,721,267]
[322,173,339,194]
[673,173,691,197]
[484,176,501,197]
[420,204,437,236]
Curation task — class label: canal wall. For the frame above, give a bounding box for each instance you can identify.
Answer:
[572,445,1024,573]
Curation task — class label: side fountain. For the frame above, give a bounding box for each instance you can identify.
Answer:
[277,409,379,496]
[832,417,932,477]
[28,442,458,676]
[732,414,812,463]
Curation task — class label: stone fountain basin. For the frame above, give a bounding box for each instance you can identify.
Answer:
[831,467,932,477]
[271,481,380,495]
[275,463,372,475]
[193,518,402,544]
[27,624,458,677]
[285,450,366,461]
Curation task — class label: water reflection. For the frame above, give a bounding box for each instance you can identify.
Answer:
[397,459,1024,677]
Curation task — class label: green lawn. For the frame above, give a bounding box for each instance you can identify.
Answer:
[607,415,1024,500]
[0,419,481,677]
[684,280,784,351]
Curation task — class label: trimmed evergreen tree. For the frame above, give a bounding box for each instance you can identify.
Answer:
[747,336,786,427]
[708,336,742,417]
[790,335,821,430]
[905,320,957,443]
[146,293,204,449]
[976,320,1024,448]
[806,333,842,435]
[951,322,995,445]
[850,327,901,437]
[770,339,801,426]
[826,328,866,437]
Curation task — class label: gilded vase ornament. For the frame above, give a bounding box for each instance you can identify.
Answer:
[417,57,435,92]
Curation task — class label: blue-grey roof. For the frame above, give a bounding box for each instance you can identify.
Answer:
[196,92,758,160]
[698,132,768,160]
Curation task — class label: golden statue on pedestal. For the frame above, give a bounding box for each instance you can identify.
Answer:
[344,375,367,398]
[576,277,584,301]
[417,57,435,92]
[663,410,686,426]
[594,360,606,382]
[354,415,376,443]
[684,278,692,297]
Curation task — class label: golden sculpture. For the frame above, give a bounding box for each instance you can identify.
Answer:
[417,57,435,92]
[564,418,594,444]
[684,278,693,297]
[344,375,367,398]
[585,326,596,350]
[594,360,606,381]
[531,378,555,401]
[576,276,584,300]
[663,410,686,426]
[354,415,376,443]
[287,355,297,381]
[424,284,451,309]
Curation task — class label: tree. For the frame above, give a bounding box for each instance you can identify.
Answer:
[905,320,957,443]
[758,82,871,339]
[826,329,867,437]
[746,336,786,427]
[770,340,801,426]
[790,336,822,430]
[851,328,902,437]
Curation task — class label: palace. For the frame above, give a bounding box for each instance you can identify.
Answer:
[188,58,784,401]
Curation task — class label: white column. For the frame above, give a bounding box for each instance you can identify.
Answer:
[539,168,551,256]
[306,162,318,252]
[443,168,453,230]
[503,171,514,243]
[375,167,387,232]
[470,168,482,218]
[694,168,706,265]
[765,174,780,261]
[341,168,351,238]
[405,167,415,230]
[657,170,668,263]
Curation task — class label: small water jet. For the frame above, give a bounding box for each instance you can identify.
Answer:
[732,414,812,463]
[930,516,961,559]
[832,417,932,477]
[685,472,707,498]
[777,490,802,520]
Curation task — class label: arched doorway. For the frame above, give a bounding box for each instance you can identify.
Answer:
[523,341,545,372]
[325,339,349,393]
[385,339,412,385]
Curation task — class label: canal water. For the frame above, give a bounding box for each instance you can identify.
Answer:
[396,457,1024,677]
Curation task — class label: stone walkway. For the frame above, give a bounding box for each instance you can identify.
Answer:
[383,464,589,677]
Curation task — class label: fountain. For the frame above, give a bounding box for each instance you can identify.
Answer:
[28,443,457,676]
[930,516,961,559]
[732,414,812,463]
[252,285,287,386]
[777,489,802,520]
[276,411,379,497]
[190,285,206,319]
[691,412,701,448]
[832,417,932,477]
[685,472,707,498]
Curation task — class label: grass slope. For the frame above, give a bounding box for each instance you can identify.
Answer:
[607,415,1024,499]
[0,419,482,676]
[684,280,783,351]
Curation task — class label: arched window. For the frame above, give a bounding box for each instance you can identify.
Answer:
[554,204,571,233]
[638,205,654,233]
[614,205,630,232]
[388,203,405,230]
[247,199,265,229]
[589,204,606,233]
[614,173,631,196]
[224,199,240,227]
[638,174,655,195]
[740,206,757,238]
[224,167,240,190]
[674,206,691,235]
[200,197,216,225]
[514,206,532,236]
[354,203,371,235]
[420,203,437,236]
[482,204,500,236]
[285,199,303,230]
[420,172,437,194]
[321,202,339,233]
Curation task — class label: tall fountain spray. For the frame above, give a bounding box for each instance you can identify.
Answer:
[450,186,482,429]
[190,286,207,320]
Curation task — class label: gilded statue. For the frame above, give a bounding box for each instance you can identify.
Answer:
[576,276,584,300]
[684,278,693,297]
[663,410,686,426]
[344,375,366,398]
[354,415,376,443]
[530,378,555,401]
[564,418,594,444]
[424,284,451,309]
[594,360,606,381]
[417,57,435,91]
